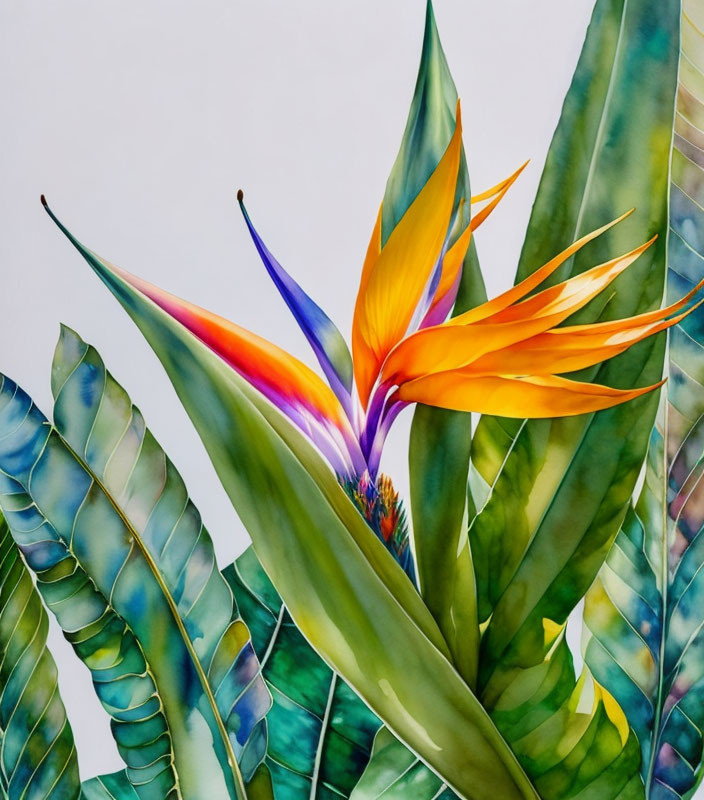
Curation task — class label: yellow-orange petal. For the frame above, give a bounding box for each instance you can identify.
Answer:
[468,160,528,232]
[352,102,464,407]
[487,236,656,325]
[547,275,704,337]
[381,238,656,384]
[463,302,698,376]
[395,372,665,418]
[449,210,635,327]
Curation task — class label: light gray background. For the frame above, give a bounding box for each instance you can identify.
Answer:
[1,0,649,785]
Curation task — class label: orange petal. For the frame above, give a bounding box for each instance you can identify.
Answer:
[465,301,700,376]
[548,275,704,337]
[449,211,635,327]
[468,160,528,232]
[108,265,351,433]
[381,239,656,384]
[486,236,656,325]
[395,372,664,418]
[352,102,464,406]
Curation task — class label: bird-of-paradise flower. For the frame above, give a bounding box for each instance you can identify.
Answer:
[42,103,702,579]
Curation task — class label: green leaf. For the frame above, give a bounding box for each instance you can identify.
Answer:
[81,772,139,800]
[0,513,80,800]
[224,547,380,799]
[48,217,540,800]
[583,4,704,796]
[350,728,456,800]
[409,407,477,688]
[0,339,271,800]
[396,0,481,689]
[465,0,680,795]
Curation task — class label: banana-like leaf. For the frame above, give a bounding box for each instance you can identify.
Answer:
[350,728,456,800]
[471,0,678,679]
[464,0,680,795]
[0,513,80,800]
[0,331,271,800]
[224,547,380,798]
[583,5,704,797]
[81,772,138,800]
[51,222,540,800]
[402,0,481,689]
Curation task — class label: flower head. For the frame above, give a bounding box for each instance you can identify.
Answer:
[44,106,698,487]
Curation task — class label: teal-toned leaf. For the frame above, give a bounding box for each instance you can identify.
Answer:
[51,218,540,800]
[583,4,704,797]
[464,0,680,796]
[350,728,456,800]
[0,339,270,800]
[81,772,138,800]
[0,513,80,800]
[224,547,380,799]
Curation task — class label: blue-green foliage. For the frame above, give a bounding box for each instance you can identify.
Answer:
[584,8,704,797]
[0,515,80,799]
[0,326,272,800]
[225,547,380,799]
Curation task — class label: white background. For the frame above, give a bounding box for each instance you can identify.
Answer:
[1,0,661,788]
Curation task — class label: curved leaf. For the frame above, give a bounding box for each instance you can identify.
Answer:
[53,222,540,800]
[224,547,379,798]
[0,513,80,800]
[465,0,680,796]
[0,342,270,800]
[583,4,704,797]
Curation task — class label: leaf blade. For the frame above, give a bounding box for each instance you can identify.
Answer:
[584,4,704,796]
[0,512,81,800]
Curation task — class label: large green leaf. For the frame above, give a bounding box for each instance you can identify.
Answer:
[0,334,271,800]
[583,4,704,797]
[224,547,380,799]
[0,513,80,800]
[464,0,680,795]
[399,0,482,690]
[471,0,679,677]
[47,217,540,800]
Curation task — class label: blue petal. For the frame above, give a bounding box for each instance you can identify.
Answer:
[238,193,354,406]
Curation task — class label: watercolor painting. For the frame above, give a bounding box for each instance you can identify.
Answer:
[1,0,704,797]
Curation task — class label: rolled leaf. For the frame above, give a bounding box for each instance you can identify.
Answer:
[583,4,704,796]
[0,513,80,800]
[0,349,270,800]
[56,224,540,800]
[225,547,380,799]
